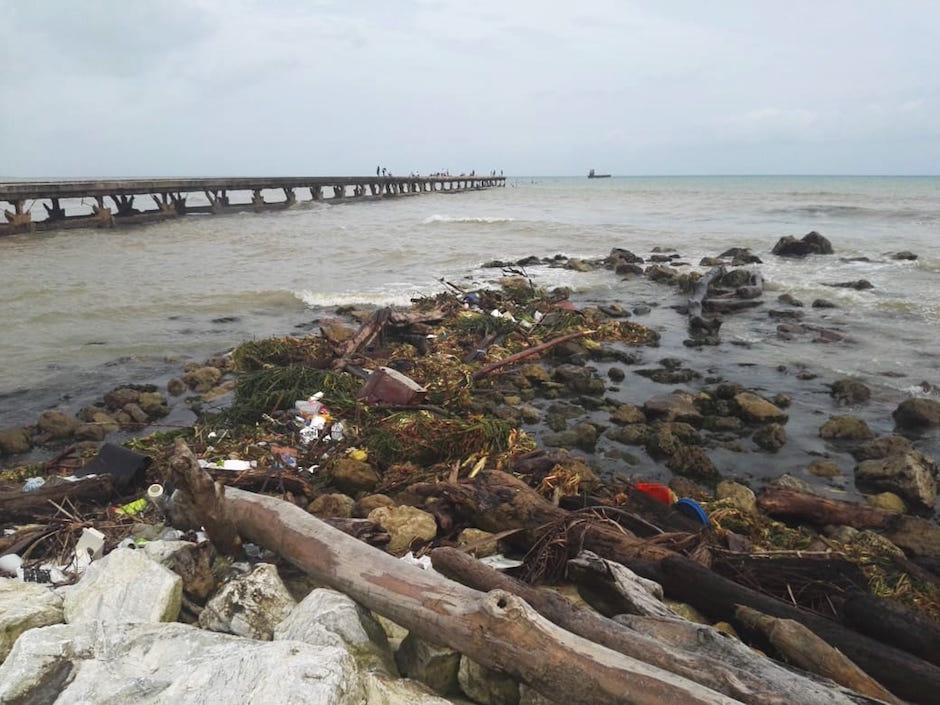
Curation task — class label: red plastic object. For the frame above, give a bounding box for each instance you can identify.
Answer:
[634,482,675,505]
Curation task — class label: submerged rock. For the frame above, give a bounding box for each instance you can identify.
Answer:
[893,397,940,429]
[819,415,875,441]
[830,379,871,405]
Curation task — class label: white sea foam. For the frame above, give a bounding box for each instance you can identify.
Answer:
[422,214,516,224]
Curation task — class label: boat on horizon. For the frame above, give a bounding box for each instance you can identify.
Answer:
[587,169,611,179]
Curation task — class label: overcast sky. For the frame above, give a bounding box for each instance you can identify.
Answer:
[2,0,937,176]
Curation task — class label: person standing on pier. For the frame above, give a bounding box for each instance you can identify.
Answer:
[376,166,380,176]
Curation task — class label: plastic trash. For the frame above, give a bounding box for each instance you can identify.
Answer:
[478,554,525,570]
[76,443,151,490]
[22,477,46,492]
[0,553,23,575]
[75,527,106,569]
[674,498,709,526]
[198,458,253,471]
[146,483,166,508]
[299,426,319,446]
[113,498,148,516]
[634,482,677,505]
[330,422,345,442]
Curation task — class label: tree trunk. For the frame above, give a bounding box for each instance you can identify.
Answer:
[222,487,739,705]
[431,546,887,705]
[0,474,114,523]
[417,470,939,704]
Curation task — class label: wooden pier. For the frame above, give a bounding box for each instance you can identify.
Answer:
[0,175,505,235]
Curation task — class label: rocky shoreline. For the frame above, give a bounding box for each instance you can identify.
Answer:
[1,231,938,704]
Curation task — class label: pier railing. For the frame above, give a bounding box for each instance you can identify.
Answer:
[0,175,505,235]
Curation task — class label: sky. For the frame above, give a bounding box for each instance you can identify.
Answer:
[1,0,938,176]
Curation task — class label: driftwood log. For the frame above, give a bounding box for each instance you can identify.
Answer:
[0,474,115,523]
[219,486,738,705]
[431,546,889,705]
[416,470,940,704]
[734,605,903,705]
[757,488,940,573]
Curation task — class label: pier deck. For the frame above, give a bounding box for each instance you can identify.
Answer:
[0,174,505,235]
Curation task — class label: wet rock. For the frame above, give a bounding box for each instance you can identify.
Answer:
[819,415,875,441]
[182,365,223,393]
[666,446,719,481]
[891,251,918,261]
[103,387,140,409]
[138,391,170,417]
[702,415,743,433]
[610,404,646,425]
[123,402,150,425]
[893,397,940,429]
[806,459,841,478]
[645,264,678,283]
[825,279,874,290]
[771,231,834,257]
[618,263,645,276]
[167,377,187,396]
[635,367,699,384]
[607,247,644,265]
[332,457,381,494]
[395,632,461,695]
[830,379,871,405]
[520,404,541,423]
[700,256,725,267]
[855,451,937,511]
[643,392,703,426]
[74,423,107,441]
[669,476,713,502]
[769,474,815,493]
[716,480,757,514]
[308,493,356,518]
[864,492,906,514]
[199,563,296,640]
[0,427,32,455]
[768,309,804,320]
[598,303,631,318]
[645,426,682,459]
[607,367,626,383]
[89,410,119,433]
[353,493,396,518]
[275,587,397,675]
[0,621,360,705]
[458,655,521,705]
[777,293,804,307]
[60,547,182,623]
[552,364,605,396]
[368,505,438,555]
[36,410,79,440]
[812,298,837,308]
[753,423,787,452]
[772,393,792,408]
[717,269,753,289]
[543,421,598,452]
[607,424,650,446]
[632,304,652,316]
[732,393,788,424]
[0,579,64,662]
[852,435,913,461]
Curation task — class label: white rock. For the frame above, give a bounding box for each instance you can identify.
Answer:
[58,547,181,624]
[275,588,397,675]
[0,621,362,705]
[0,578,64,663]
[199,562,296,640]
[362,671,457,705]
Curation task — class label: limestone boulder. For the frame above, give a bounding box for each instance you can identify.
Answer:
[610,404,646,425]
[0,579,64,663]
[199,563,296,640]
[141,540,217,601]
[893,398,940,430]
[103,386,140,410]
[59,547,181,624]
[830,379,871,405]
[395,632,461,696]
[362,672,456,705]
[855,451,938,511]
[332,457,381,494]
[551,364,605,396]
[368,506,438,555]
[753,423,786,452]
[182,365,222,393]
[275,588,397,675]
[458,655,521,705]
[733,393,788,424]
[138,391,170,417]
[716,480,757,515]
[308,493,356,518]
[853,435,913,461]
[0,621,362,705]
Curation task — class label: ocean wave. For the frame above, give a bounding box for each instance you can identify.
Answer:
[422,215,517,225]
[295,289,424,309]
[765,204,938,222]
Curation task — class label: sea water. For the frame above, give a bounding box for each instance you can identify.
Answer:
[1,176,938,469]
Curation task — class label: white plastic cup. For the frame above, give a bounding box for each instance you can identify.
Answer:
[146,483,165,507]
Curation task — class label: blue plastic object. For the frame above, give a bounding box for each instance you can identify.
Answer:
[674,498,709,526]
